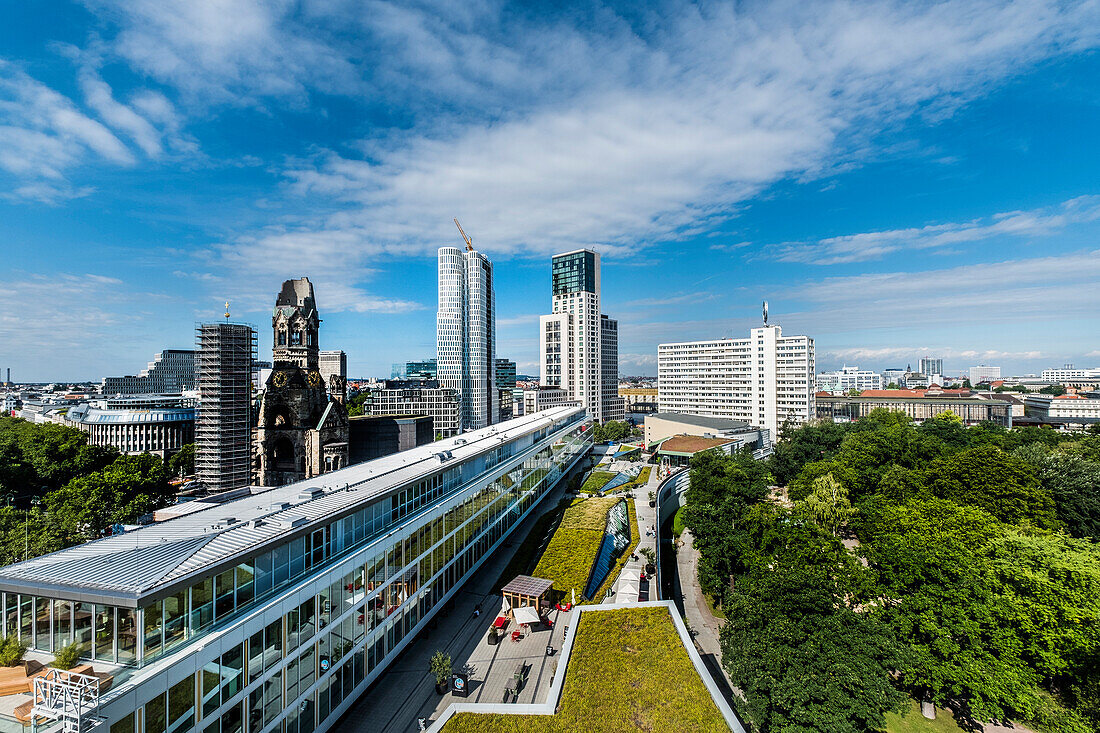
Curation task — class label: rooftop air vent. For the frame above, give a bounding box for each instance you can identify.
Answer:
[270,502,291,511]
[298,488,325,501]
[277,516,308,529]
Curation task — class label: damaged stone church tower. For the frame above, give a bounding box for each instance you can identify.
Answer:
[254,277,349,486]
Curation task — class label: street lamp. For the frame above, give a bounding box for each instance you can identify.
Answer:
[26,498,41,561]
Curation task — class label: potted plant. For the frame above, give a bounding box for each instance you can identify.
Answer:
[640,546,657,575]
[488,626,501,646]
[429,650,452,694]
[648,490,656,508]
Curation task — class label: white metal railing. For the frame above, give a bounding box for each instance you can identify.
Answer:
[31,669,103,733]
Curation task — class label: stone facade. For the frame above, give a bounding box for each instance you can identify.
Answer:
[255,278,349,486]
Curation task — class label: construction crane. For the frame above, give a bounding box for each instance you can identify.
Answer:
[453,218,474,252]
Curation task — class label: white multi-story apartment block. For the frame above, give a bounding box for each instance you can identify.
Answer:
[1041,367,1100,381]
[539,249,624,423]
[658,324,815,438]
[918,357,944,378]
[816,366,883,394]
[1025,393,1100,422]
[968,365,1002,383]
[437,246,498,431]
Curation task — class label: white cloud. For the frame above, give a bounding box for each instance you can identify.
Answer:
[773,195,1100,264]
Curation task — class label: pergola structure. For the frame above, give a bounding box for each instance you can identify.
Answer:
[501,575,553,616]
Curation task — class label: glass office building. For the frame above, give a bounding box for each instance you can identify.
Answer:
[0,406,590,733]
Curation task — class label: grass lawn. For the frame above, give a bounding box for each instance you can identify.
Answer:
[626,466,652,492]
[579,470,617,494]
[533,497,619,598]
[885,700,967,733]
[443,606,730,733]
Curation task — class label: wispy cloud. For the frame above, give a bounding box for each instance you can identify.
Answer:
[773,195,1100,264]
[622,292,718,308]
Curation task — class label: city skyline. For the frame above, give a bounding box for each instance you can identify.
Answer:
[3,1,1100,381]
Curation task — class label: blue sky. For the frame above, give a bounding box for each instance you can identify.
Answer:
[2,0,1099,382]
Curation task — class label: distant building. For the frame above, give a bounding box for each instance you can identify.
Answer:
[919,357,944,378]
[319,350,347,388]
[392,359,437,380]
[816,366,882,394]
[66,402,194,461]
[521,386,577,417]
[882,368,907,386]
[817,388,1012,427]
[438,246,497,430]
[101,349,195,395]
[1041,366,1100,381]
[494,359,517,389]
[969,365,1001,383]
[539,249,625,423]
[1024,393,1100,424]
[644,412,770,454]
[347,414,433,463]
[658,323,814,439]
[618,386,659,411]
[195,322,256,492]
[361,380,461,437]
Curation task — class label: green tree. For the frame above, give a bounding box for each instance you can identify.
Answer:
[169,443,195,477]
[768,419,849,487]
[721,562,908,733]
[797,473,853,536]
[926,445,1056,528]
[47,454,171,541]
[1040,384,1067,396]
[1013,445,1100,541]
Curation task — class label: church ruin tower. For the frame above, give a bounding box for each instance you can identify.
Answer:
[273,278,320,370]
[255,277,349,486]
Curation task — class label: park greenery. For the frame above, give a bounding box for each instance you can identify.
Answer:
[682,410,1100,733]
[590,420,633,443]
[0,417,176,563]
[578,470,616,494]
[443,606,728,733]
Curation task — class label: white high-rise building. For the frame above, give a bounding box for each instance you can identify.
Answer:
[437,246,497,431]
[658,323,814,438]
[539,249,624,423]
[968,365,1002,383]
[919,357,944,378]
[319,350,347,384]
[816,366,883,393]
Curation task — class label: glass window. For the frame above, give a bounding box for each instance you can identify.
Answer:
[263,670,281,725]
[201,659,221,718]
[143,600,163,660]
[110,712,135,733]
[73,602,93,658]
[19,596,31,644]
[286,655,299,705]
[248,631,263,685]
[264,619,282,671]
[94,606,114,663]
[145,692,167,733]
[168,675,195,731]
[221,701,243,733]
[35,596,50,651]
[236,564,255,607]
[221,644,244,701]
[54,600,73,652]
[118,608,137,664]
[164,591,187,650]
[248,687,263,733]
[215,570,235,619]
[299,642,315,691]
[191,578,214,632]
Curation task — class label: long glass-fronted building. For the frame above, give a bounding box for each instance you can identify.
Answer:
[0,406,590,733]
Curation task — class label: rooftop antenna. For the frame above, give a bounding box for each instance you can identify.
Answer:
[224,301,231,322]
[762,300,769,326]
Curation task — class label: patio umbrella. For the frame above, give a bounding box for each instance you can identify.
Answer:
[571,588,576,606]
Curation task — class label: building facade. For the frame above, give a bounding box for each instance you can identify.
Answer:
[494,359,517,390]
[318,351,347,392]
[658,324,815,439]
[391,360,438,380]
[817,393,1012,427]
[437,247,497,431]
[102,350,195,395]
[538,249,624,423]
[521,386,577,417]
[0,407,590,733]
[255,279,349,486]
[918,357,944,378]
[361,380,461,438]
[1025,393,1100,422]
[815,366,883,394]
[196,324,256,492]
[969,365,1002,383]
[1041,367,1100,381]
[66,403,194,461]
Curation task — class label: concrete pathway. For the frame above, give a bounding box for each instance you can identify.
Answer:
[610,467,658,603]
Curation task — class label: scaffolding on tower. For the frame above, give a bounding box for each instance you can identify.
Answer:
[195,321,257,492]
